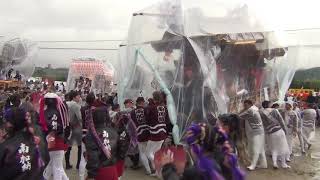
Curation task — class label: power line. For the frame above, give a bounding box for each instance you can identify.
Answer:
[285,27,320,32]
[38,40,123,43]
[39,47,118,51]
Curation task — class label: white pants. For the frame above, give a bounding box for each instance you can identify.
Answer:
[248,133,267,169]
[269,130,290,168]
[79,143,87,180]
[146,140,164,170]
[138,142,151,173]
[286,128,294,159]
[43,150,69,180]
[297,130,305,153]
[302,127,315,148]
[265,134,271,156]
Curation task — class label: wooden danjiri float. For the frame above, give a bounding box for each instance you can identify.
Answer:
[118,0,305,164]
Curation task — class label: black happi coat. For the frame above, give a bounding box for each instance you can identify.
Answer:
[45,107,68,151]
[130,106,150,142]
[112,110,131,159]
[0,131,43,180]
[147,104,172,141]
[85,107,129,178]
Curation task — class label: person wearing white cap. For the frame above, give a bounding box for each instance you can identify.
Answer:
[282,101,299,161]
[239,100,267,171]
[260,101,290,169]
[40,93,70,180]
[293,102,306,154]
[301,103,317,150]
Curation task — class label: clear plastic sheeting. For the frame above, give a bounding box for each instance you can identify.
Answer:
[0,37,37,81]
[118,0,320,143]
[66,58,114,95]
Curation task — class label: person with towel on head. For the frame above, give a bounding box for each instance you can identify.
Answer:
[293,102,306,154]
[301,103,317,151]
[40,93,70,180]
[239,100,267,171]
[260,101,290,169]
[280,100,299,161]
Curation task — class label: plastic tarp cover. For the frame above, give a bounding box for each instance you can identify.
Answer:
[118,0,319,143]
[0,37,37,81]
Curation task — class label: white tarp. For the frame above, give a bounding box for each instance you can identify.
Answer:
[118,0,320,142]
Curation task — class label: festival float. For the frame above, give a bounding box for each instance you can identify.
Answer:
[118,0,303,140]
[0,37,37,89]
[66,58,114,95]
[117,0,319,163]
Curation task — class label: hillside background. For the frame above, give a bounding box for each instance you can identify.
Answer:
[32,67,68,81]
[31,67,320,90]
[290,67,320,90]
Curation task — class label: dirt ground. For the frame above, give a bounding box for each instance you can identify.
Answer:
[66,131,320,180]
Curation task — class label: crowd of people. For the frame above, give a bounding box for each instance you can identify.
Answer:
[239,99,317,171]
[0,84,318,180]
[3,68,22,81]
[0,86,174,180]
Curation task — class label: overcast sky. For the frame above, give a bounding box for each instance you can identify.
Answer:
[0,0,159,68]
[0,0,160,40]
[1,0,320,69]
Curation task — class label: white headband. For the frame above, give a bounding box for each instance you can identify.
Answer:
[44,93,59,99]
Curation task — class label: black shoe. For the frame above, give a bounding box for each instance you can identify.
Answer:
[66,164,73,170]
[130,165,140,170]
